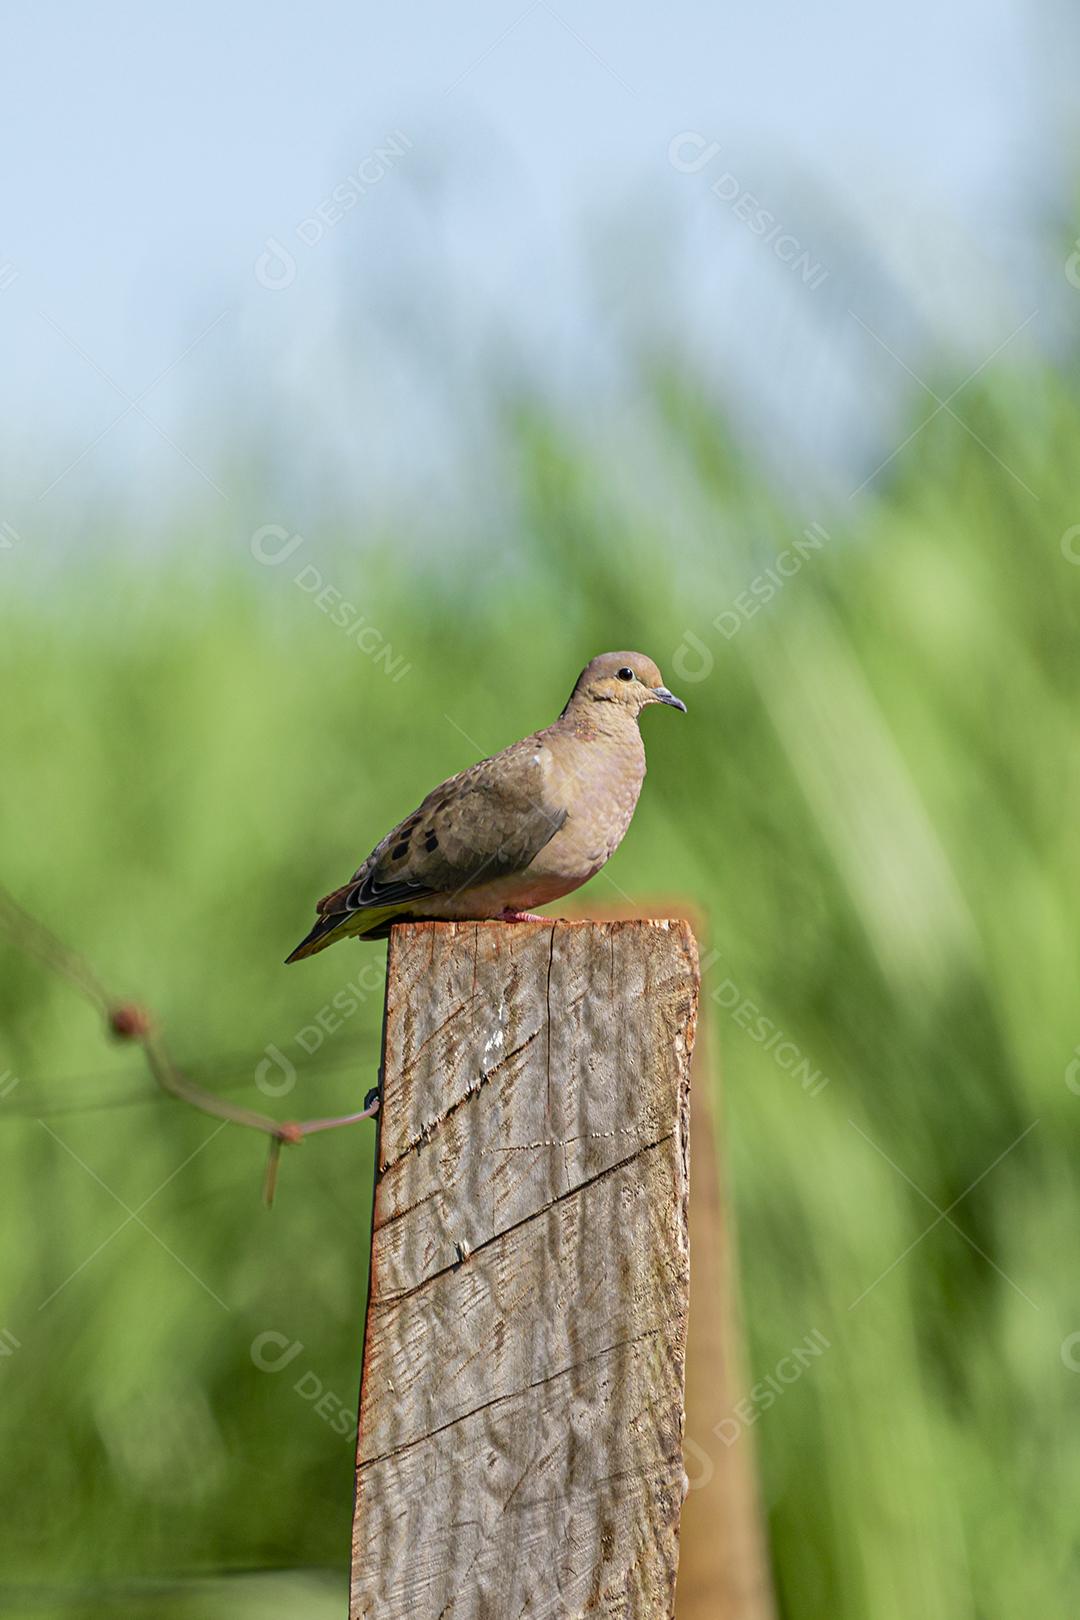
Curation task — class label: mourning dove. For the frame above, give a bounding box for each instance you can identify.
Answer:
[285,651,686,962]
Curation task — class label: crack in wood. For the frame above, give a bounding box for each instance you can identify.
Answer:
[543,921,558,1127]
[371,1131,674,1309]
[380,1026,544,1174]
[358,1328,661,1473]
[394,990,484,1089]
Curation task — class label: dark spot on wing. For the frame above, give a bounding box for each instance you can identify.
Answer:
[424,831,439,852]
[391,842,410,861]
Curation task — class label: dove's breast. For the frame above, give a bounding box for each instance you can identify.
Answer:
[406,719,648,916]
[526,722,647,887]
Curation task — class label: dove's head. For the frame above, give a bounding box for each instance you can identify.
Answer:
[568,651,687,718]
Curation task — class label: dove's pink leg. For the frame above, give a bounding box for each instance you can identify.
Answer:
[496,908,550,922]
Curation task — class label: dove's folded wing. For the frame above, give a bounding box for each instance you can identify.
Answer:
[286,739,568,960]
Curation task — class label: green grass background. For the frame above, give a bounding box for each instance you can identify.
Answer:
[1,351,1078,1617]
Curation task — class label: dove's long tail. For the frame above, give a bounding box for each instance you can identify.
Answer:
[285,904,405,963]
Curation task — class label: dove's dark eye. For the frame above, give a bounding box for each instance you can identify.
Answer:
[616,667,635,681]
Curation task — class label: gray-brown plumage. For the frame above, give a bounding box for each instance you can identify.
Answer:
[286,651,686,961]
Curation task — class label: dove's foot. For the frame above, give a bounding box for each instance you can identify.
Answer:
[496,908,549,923]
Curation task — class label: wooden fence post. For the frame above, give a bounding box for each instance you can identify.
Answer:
[350,917,699,1619]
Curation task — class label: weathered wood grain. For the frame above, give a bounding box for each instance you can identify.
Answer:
[351,918,699,1620]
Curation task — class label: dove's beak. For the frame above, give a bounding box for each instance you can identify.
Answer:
[653,686,687,713]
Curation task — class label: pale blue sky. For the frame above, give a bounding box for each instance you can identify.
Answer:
[1,0,1073,526]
